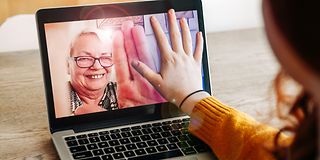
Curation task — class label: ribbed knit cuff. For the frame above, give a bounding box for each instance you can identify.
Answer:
[188,96,231,145]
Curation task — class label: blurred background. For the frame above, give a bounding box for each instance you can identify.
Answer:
[0,0,262,52]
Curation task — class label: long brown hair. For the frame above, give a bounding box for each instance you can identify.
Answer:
[273,71,318,159]
[268,1,319,159]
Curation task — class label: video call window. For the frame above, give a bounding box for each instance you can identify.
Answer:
[44,10,200,118]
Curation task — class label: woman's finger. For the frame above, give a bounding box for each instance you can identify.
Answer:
[132,25,157,72]
[194,31,204,63]
[121,21,140,79]
[167,9,183,52]
[180,17,192,55]
[131,60,162,91]
[113,30,130,84]
[150,16,173,62]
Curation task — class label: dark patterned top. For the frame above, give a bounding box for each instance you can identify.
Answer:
[70,82,118,114]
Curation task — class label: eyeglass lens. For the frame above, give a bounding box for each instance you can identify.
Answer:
[75,56,112,68]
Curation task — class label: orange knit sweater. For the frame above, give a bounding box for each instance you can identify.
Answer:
[189,96,290,160]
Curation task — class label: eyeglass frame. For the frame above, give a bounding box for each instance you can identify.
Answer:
[71,55,113,68]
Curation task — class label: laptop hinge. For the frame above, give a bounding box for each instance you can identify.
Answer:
[72,114,160,133]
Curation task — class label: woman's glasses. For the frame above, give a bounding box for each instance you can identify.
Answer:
[73,56,113,68]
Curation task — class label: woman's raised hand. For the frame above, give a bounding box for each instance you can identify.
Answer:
[131,9,210,114]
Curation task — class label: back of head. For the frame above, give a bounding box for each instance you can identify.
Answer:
[268,0,319,159]
[269,0,320,74]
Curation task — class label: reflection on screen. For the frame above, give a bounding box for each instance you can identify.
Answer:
[44,10,200,118]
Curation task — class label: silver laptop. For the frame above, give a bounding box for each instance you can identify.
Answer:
[36,0,216,159]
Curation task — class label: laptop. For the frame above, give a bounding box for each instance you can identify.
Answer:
[36,0,216,159]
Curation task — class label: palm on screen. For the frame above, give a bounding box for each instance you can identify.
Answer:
[113,21,166,108]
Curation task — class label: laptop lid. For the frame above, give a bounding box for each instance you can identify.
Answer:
[36,0,211,133]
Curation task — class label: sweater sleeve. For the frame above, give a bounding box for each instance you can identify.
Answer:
[188,96,289,160]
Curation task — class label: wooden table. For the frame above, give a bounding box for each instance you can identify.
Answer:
[0,28,280,159]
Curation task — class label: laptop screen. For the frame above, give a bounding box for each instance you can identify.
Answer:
[44,10,203,118]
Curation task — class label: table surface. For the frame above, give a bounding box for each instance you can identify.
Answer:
[0,28,280,159]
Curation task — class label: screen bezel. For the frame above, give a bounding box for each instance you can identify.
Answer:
[36,0,211,133]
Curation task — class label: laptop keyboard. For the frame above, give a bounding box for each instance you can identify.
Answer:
[64,117,210,160]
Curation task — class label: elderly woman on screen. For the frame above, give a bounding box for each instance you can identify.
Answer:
[68,29,118,115]
[68,23,165,116]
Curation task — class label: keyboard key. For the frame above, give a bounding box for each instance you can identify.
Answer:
[119,138,130,144]
[184,132,192,137]
[134,149,146,155]
[76,134,87,139]
[115,146,126,152]
[166,143,178,150]
[128,149,183,160]
[78,139,89,145]
[130,136,141,143]
[104,147,115,154]
[157,138,169,145]
[100,135,111,141]
[146,140,158,146]
[72,151,93,159]
[69,145,87,153]
[124,151,136,157]
[99,131,109,135]
[98,142,109,148]
[182,118,190,122]
[136,142,148,148]
[141,128,153,135]
[131,130,142,136]
[162,121,172,125]
[89,137,100,143]
[152,122,162,127]
[88,133,98,137]
[172,119,182,123]
[131,126,142,130]
[156,145,168,152]
[171,130,182,136]
[161,125,172,131]
[92,149,104,156]
[110,129,120,134]
[67,140,78,147]
[65,136,76,141]
[172,124,182,130]
[150,133,161,139]
[181,129,189,134]
[178,135,189,141]
[101,154,113,160]
[111,133,121,140]
[120,127,131,132]
[112,152,125,159]
[141,124,152,128]
[145,146,157,153]
[181,147,197,155]
[87,144,98,150]
[167,137,179,143]
[109,140,120,146]
[177,142,189,148]
[187,140,196,146]
[81,157,101,160]
[188,134,203,144]
[125,144,137,150]
[161,131,172,137]
[182,122,189,128]
[121,132,132,138]
[140,135,151,141]
[194,145,209,153]
[151,127,162,133]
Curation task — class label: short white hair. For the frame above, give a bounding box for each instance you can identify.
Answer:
[69,28,113,56]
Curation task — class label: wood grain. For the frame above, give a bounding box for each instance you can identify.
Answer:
[0,28,281,159]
